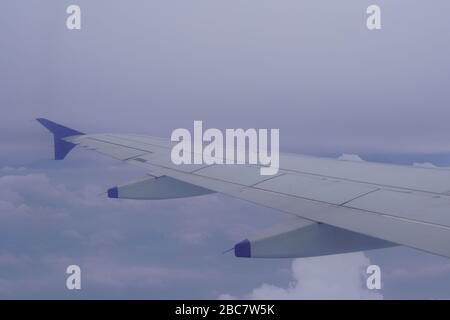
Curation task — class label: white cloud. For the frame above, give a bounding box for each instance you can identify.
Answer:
[412,162,437,168]
[220,252,382,300]
[0,199,31,220]
[218,293,237,300]
[338,154,365,162]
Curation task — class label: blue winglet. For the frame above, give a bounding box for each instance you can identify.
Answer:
[36,118,84,160]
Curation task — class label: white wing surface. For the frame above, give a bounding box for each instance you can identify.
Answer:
[37,119,450,258]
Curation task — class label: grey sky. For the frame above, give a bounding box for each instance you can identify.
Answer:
[1,1,450,299]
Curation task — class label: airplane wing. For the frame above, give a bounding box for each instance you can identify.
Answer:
[37,118,450,258]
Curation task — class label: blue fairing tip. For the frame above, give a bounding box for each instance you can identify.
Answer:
[234,239,251,258]
[107,187,119,199]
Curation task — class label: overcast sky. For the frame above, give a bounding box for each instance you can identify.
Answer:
[1,0,450,299]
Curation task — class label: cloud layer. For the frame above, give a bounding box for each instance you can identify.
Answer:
[220,253,382,300]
